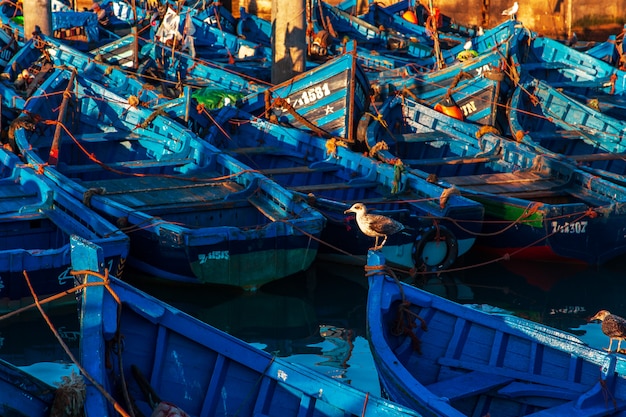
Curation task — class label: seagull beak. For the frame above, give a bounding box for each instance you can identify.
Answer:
[344,209,351,214]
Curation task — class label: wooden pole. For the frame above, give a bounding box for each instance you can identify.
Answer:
[23,0,52,39]
[49,71,76,166]
[271,0,306,84]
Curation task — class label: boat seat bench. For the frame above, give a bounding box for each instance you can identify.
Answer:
[59,158,195,174]
[407,154,501,166]
[259,164,341,175]
[426,371,513,401]
[436,357,589,394]
[288,181,379,192]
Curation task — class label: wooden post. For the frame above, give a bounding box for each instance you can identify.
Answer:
[49,71,76,166]
[271,0,306,84]
[23,0,52,39]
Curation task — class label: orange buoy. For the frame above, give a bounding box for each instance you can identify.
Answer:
[402,10,418,24]
[434,96,464,121]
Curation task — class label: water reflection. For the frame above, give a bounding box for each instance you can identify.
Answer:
[0,253,624,393]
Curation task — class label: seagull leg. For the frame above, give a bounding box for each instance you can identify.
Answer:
[608,338,615,352]
[380,235,388,248]
[373,236,379,250]
[618,339,623,353]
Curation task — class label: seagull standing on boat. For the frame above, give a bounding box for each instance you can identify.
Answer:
[344,203,405,250]
[590,310,626,352]
[501,1,518,19]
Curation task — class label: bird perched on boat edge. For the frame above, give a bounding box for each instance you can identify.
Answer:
[344,203,405,250]
[501,1,518,19]
[589,310,626,352]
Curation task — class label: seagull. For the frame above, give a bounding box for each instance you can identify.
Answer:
[589,310,626,352]
[501,1,518,19]
[344,203,405,250]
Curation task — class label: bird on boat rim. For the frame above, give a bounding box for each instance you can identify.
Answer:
[344,202,405,250]
[590,310,626,353]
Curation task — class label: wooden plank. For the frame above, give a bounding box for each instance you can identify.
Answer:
[443,171,567,195]
[82,175,246,210]
[248,194,285,221]
[498,381,579,400]
[59,158,194,174]
[259,164,340,175]
[569,152,626,162]
[407,154,501,166]
[288,181,378,192]
[426,371,513,401]
[437,357,589,394]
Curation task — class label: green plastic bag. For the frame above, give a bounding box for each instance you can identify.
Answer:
[192,88,245,109]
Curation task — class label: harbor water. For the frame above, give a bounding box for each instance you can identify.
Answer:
[0,252,623,394]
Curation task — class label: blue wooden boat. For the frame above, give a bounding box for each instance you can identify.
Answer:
[514,31,626,96]
[90,33,267,95]
[1,34,166,111]
[508,77,626,185]
[309,0,438,60]
[148,6,275,80]
[239,50,370,141]
[359,0,476,46]
[203,106,484,272]
[72,235,426,417]
[371,61,511,127]
[365,249,626,417]
[585,34,622,66]
[0,145,128,307]
[365,94,626,265]
[13,68,326,290]
[0,356,57,416]
[405,18,522,71]
[0,3,122,50]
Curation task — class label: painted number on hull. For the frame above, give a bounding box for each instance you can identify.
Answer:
[199,251,230,262]
[551,221,588,234]
[459,101,477,116]
[287,83,331,108]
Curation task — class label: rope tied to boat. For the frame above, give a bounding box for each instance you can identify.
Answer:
[83,187,106,208]
[368,140,388,158]
[15,268,134,417]
[324,137,348,156]
[475,125,501,138]
[609,73,618,95]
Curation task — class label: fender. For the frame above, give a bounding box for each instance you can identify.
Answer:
[412,224,458,272]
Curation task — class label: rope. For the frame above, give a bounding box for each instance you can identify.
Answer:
[20,269,132,417]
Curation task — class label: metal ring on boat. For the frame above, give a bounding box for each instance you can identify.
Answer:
[412,224,458,272]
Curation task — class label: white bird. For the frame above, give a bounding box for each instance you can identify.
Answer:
[590,310,626,352]
[501,1,518,18]
[463,40,472,51]
[477,26,484,37]
[344,203,405,250]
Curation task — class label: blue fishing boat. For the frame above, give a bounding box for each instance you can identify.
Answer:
[0,357,57,416]
[72,235,426,417]
[365,94,626,265]
[203,105,484,273]
[1,34,166,111]
[366,249,626,416]
[13,68,326,290]
[585,34,622,66]
[514,31,626,96]
[90,32,267,95]
[371,62,510,126]
[239,50,370,141]
[508,77,626,185]
[0,146,128,308]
